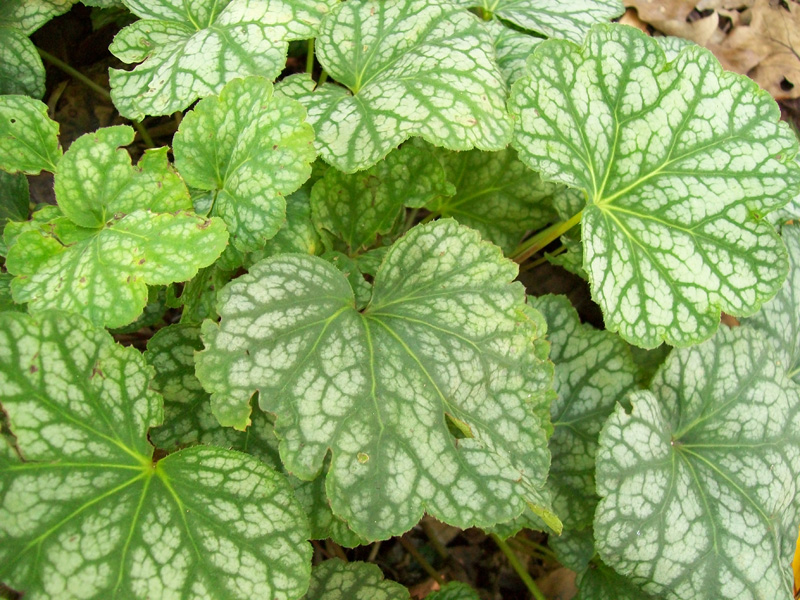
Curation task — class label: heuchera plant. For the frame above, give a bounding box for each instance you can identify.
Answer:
[1,0,800,598]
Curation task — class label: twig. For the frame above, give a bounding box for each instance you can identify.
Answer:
[490,533,547,600]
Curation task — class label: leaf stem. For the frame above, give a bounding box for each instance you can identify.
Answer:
[419,211,438,225]
[37,46,156,148]
[398,534,445,585]
[511,210,582,263]
[306,38,315,74]
[510,535,558,561]
[519,244,566,272]
[491,533,547,600]
[420,518,449,560]
[318,70,329,85]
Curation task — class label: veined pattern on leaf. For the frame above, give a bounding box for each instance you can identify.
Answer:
[0,311,311,600]
[295,0,513,172]
[303,559,409,599]
[511,23,800,348]
[594,326,800,599]
[109,0,337,120]
[174,76,315,252]
[0,0,75,34]
[0,27,45,98]
[196,219,556,540]
[0,95,61,175]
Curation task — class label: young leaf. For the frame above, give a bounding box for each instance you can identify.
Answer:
[297,0,513,172]
[510,23,800,348]
[454,0,624,43]
[0,95,61,174]
[742,224,800,383]
[310,144,454,253]
[531,294,637,530]
[303,560,410,599]
[5,127,228,328]
[0,27,45,98]
[109,0,336,120]
[594,327,800,599]
[173,76,315,251]
[0,0,75,34]
[424,146,557,254]
[196,219,556,540]
[0,311,312,600]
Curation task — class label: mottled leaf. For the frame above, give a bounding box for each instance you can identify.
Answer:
[595,327,800,599]
[0,27,45,98]
[0,311,311,599]
[0,0,75,34]
[546,235,587,280]
[303,560,409,600]
[196,219,556,540]
[577,560,657,600]
[248,185,321,263]
[549,527,595,573]
[296,0,513,172]
[177,265,235,325]
[0,272,24,312]
[427,581,481,600]
[174,76,315,251]
[0,95,61,174]
[488,19,542,89]
[311,144,454,253]
[0,170,29,230]
[511,24,800,348]
[109,0,336,120]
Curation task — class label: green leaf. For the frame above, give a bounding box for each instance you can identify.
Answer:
[549,527,595,572]
[0,272,24,312]
[0,0,75,34]
[0,95,61,174]
[311,144,454,253]
[303,560,409,600]
[173,76,315,251]
[594,327,800,599]
[488,20,542,89]
[0,170,29,230]
[532,294,637,530]
[5,127,228,328]
[176,265,235,325]
[454,0,623,43]
[0,27,45,98]
[323,250,373,310]
[298,0,513,172]
[424,146,557,254]
[546,235,587,280]
[247,184,321,263]
[742,224,800,383]
[510,24,800,348]
[109,286,167,334]
[196,219,555,540]
[577,560,657,600]
[426,581,481,600]
[0,311,312,599]
[109,0,336,120]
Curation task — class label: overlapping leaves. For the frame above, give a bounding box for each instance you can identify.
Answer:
[0,311,311,599]
[197,219,556,540]
[511,24,800,348]
[303,560,409,599]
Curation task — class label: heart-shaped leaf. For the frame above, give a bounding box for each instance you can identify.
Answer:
[511,24,800,348]
[109,0,336,120]
[0,311,311,600]
[595,327,800,599]
[295,0,513,172]
[196,219,556,540]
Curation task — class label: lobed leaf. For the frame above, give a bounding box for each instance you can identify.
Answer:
[594,327,800,599]
[0,27,45,98]
[109,0,336,120]
[303,559,409,599]
[174,76,315,251]
[0,95,61,174]
[196,219,556,540]
[296,0,513,172]
[0,311,311,600]
[511,23,800,348]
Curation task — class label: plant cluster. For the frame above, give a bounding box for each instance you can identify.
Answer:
[1,0,800,598]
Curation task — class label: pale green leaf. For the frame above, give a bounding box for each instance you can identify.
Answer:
[511,23,800,348]
[311,144,454,253]
[488,19,542,89]
[0,0,75,34]
[303,560,409,600]
[0,310,312,599]
[173,76,315,251]
[425,146,557,254]
[0,272,24,312]
[196,219,555,540]
[454,0,624,43]
[532,294,637,530]
[426,581,481,600]
[247,185,321,263]
[742,224,800,384]
[109,286,167,334]
[0,95,61,174]
[594,327,800,599]
[298,0,513,172]
[0,27,45,98]
[109,0,336,120]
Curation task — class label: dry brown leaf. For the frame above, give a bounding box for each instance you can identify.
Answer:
[619,6,650,30]
[745,0,800,98]
[625,0,720,44]
[535,567,578,600]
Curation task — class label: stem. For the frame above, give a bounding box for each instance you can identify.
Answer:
[511,210,582,263]
[491,533,547,600]
[511,535,558,561]
[367,540,382,562]
[419,211,438,225]
[519,244,566,272]
[398,535,444,585]
[306,38,315,74]
[318,70,329,85]
[420,519,449,560]
[37,46,156,148]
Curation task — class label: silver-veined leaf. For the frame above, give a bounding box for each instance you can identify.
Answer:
[247,184,321,263]
[109,0,336,120]
[0,0,75,34]
[0,95,61,174]
[196,219,556,540]
[302,560,409,600]
[173,76,315,251]
[594,327,800,599]
[296,0,513,172]
[511,23,800,348]
[0,27,45,97]
[0,311,312,600]
[488,19,542,89]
